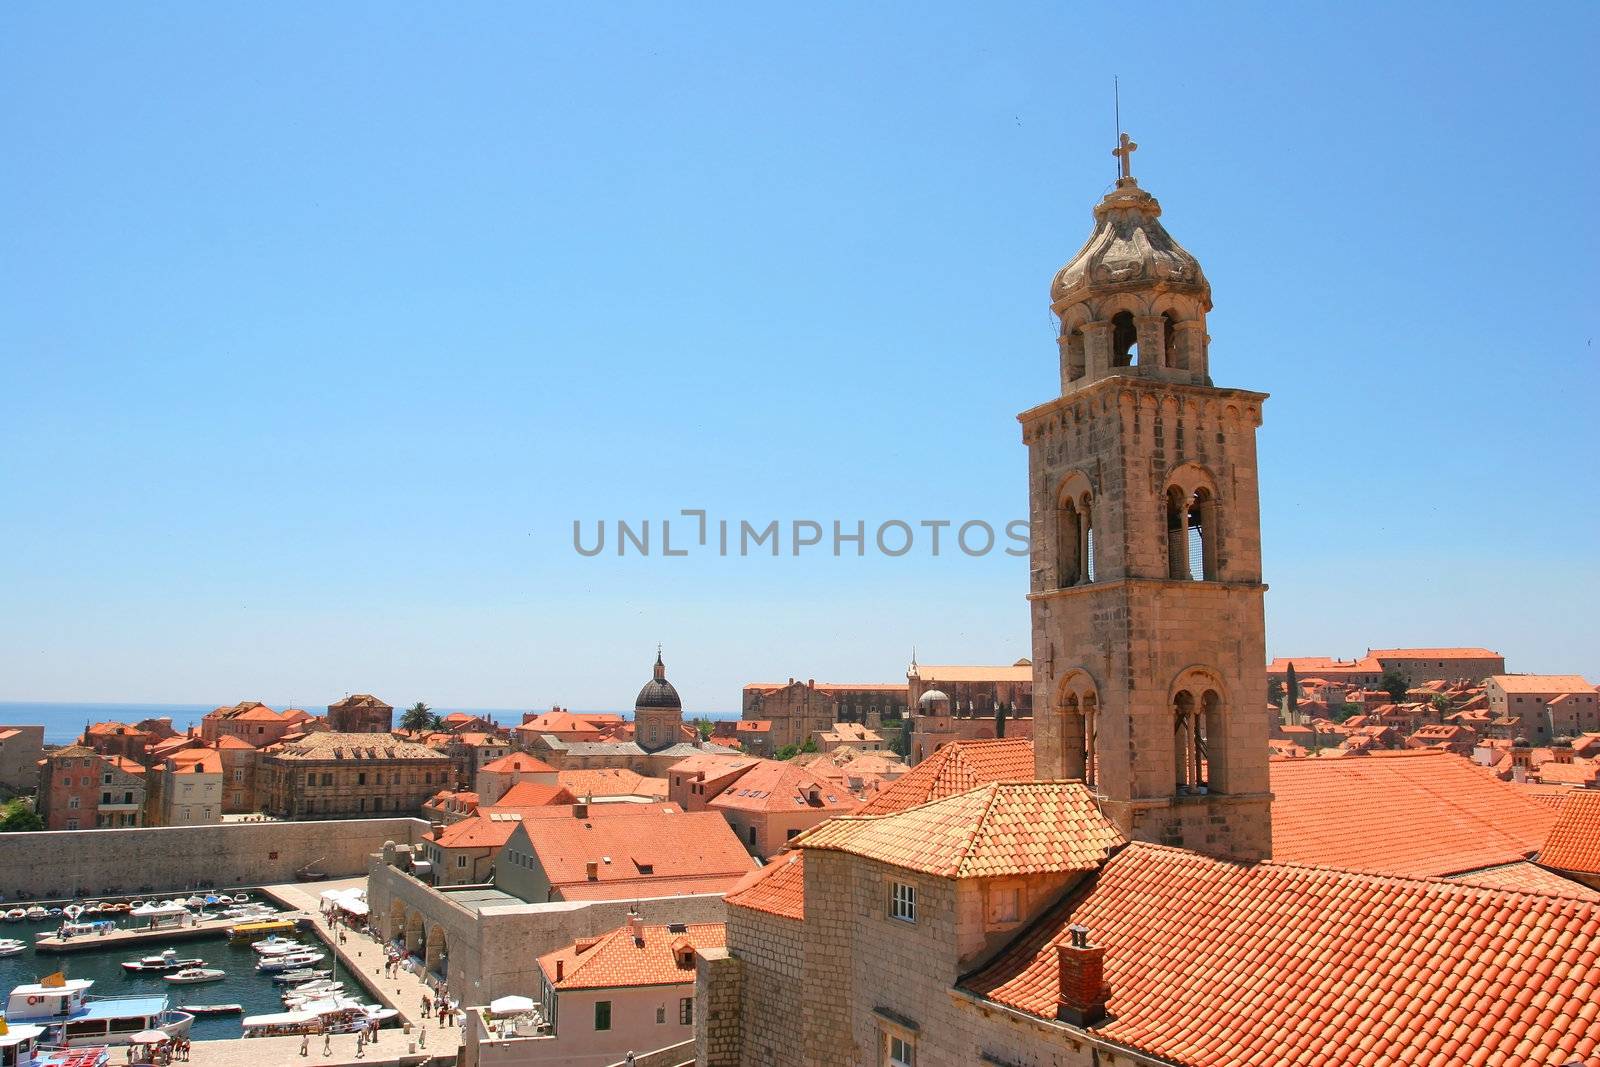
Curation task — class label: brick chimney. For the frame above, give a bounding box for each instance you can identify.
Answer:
[628,910,644,943]
[1055,924,1110,1027]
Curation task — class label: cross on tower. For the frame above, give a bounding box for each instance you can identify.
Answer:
[1113,132,1138,181]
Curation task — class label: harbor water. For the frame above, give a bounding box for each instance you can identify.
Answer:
[0,911,359,1040]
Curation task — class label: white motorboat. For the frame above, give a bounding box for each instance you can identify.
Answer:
[24,907,48,921]
[256,951,324,972]
[3,909,23,923]
[61,905,82,920]
[163,968,225,984]
[5,977,193,1047]
[271,968,331,984]
[184,896,204,908]
[252,936,307,955]
[178,1003,242,1016]
[232,892,251,902]
[215,894,234,904]
[0,937,26,956]
[122,949,204,973]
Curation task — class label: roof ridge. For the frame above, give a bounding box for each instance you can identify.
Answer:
[953,782,1005,877]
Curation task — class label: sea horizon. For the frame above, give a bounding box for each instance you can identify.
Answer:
[0,700,744,745]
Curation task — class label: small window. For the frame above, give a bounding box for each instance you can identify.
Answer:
[890,881,916,923]
[68,796,80,809]
[747,826,757,847]
[456,855,467,868]
[656,1006,665,1024]
[594,1001,611,1031]
[679,997,694,1025]
[888,1033,915,1067]
[987,886,1021,925]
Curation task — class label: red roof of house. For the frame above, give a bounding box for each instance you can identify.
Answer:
[490,781,576,807]
[1368,647,1502,659]
[725,852,805,920]
[537,922,724,991]
[854,738,1034,816]
[1270,750,1556,878]
[1540,790,1600,875]
[479,753,555,774]
[1447,860,1600,900]
[709,761,859,815]
[214,735,256,750]
[962,841,1600,1067]
[520,809,755,900]
[557,768,669,799]
[796,782,1122,879]
[1490,674,1594,695]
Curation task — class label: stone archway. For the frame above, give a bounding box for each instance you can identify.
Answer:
[425,923,448,979]
[405,909,424,956]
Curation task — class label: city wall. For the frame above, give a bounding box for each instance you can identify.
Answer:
[0,817,429,900]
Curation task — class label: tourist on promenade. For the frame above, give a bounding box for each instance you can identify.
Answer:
[299,1033,309,1057]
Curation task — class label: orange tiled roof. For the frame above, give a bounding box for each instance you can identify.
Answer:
[1368,646,1502,659]
[709,760,859,814]
[795,781,1122,879]
[962,841,1600,1067]
[105,755,145,776]
[479,752,555,774]
[855,737,1033,816]
[1490,674,1594,694]
[1541,790,1600,875]
[1447,860,1600,900]
[538,922,724,991]
[490,781,575,807]
[213,735,256,750]
[667,753,760,778]
[557,768,669,799]
[725,852,805,920]
[910,662,1032,683]
[520,809,755,896]
[1270,750,1556,878]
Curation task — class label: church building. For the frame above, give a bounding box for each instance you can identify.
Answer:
[694,143,1600,1067]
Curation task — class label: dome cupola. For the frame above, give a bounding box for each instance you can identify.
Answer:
[635,650,682,710]
[1051,135,1214,394]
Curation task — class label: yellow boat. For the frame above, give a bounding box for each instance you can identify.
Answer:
[228,919,298,942]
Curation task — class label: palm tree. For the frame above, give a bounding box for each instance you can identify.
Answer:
[400,702,434,732]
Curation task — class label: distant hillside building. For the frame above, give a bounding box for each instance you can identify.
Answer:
[326,693,394,733]
[0,725,44,796]
[260,731,451,819]
[1485,675,1599,744]
[741,679,907,750]
[36,746,146,831]
[200,701,314,747]
[906,661,1034,763]
[1267,648,1506,691]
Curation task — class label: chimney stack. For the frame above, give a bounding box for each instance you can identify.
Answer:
[628,910,644,943]
[574,800,589,819]
[555,959,564,981]
[1055,924,1110,1027]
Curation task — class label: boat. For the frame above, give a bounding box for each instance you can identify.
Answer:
[251,935,305,955]
[163,968,225,985]
[229,918,295,941]
[0,937,26,957]
[233,892,251,902]
[128,901,145,909]
[177,1003,242,1016]
[215,894,234,904]
[256,951,324,973]
[5,977,193,1048]
[24,907,48,922]
[52,920,115,940]
[270,969,330,985]
[242,999,393,1038]
[183,896,203,908]
[62,906,83,920]
[128,902,190,930]
[121,949,205,974]
[45,909,62,919]
[254,942,309,959]
[241,1009,320,1038]
[3,910,24,923]
[0,1023,111,1067]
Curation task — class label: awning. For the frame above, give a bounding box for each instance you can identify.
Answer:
[336,898,368,916]
[489,995,535,1014]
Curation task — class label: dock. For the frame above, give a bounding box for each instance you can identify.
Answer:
[33,911,308,954]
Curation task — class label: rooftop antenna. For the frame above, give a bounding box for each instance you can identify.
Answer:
[1112,76,1138,183]
[1114,75,1121,181]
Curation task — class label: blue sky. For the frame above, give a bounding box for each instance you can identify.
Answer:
[2,2,1596,711]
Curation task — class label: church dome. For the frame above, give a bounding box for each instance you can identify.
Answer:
[635,651,682,710]
[919,689,950,708]
[1050,178,1210,312]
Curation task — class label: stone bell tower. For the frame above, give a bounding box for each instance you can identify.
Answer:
[1021,138,1272,860]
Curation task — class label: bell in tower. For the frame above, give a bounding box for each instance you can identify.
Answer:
[1021,137,1273,861]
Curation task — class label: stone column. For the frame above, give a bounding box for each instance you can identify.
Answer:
[696,947,744,1067]
[1135,315,1167,372]
[1172,321,1206,379]
[1081,322,1113,381]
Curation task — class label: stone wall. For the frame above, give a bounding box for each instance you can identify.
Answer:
[0,725,44,795]
[367,858,729,1002]
[0,817,428,900]
[695,948,742,1067]
[723,907,804,1067]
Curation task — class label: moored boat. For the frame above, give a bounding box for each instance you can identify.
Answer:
[121,949,204,974]
[250,935,305,955]
[3,909,24,923]
[5,976,193,1047]
[24,907,48,922]
[270,968,330,984]
[0,937,26,956]
[177,1003,242,1016]
[61,905,82,920]
[256,951,324,973]
[163,968,225,984]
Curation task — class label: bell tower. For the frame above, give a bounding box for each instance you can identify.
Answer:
[1022,144,1272,860]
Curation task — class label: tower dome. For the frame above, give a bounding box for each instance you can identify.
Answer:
[635,650,682,710]
[1050,137,1214,394]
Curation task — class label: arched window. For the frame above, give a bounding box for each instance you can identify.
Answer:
[1166,487,1188,579]
[1173,690,1204,792]
[1083,499,1096,582]
[1164,473,1219,581]
[1057,497,1080,588]
[1187,488,1217,581]
[1111,311,1138,367]
[1057,480,1094,587]
[1059,676,1099,787]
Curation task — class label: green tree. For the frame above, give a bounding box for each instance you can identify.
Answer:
[694,716,715,742]
[995,703,1008,738]
[1379,667,1409,704]
[800,736,818,754]
[1267,678,1285,706]
[1429,693,1449,717]
[773,744,800,761]
[0,800,43,833]
[1285,663,1300,722]
[400,702,434,732]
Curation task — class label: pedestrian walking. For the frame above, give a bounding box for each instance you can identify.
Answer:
[323,1031,332,1055]
[300,1033,309,1057]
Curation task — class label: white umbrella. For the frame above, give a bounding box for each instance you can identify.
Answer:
[130,1030,170,1044]
[490,995,535,1014]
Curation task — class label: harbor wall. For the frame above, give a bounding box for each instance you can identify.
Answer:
[0,817,430,900]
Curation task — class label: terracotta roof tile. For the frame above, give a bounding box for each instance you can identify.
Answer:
[796,781,1122,878]
[491,781,575,807]
[725,853,805,920]
[538,922,724,990]
[1540,789,1600,875]
[1489,673,1595,694]
[1270,749,1556,877]
[557,768,669,799]
[963,841,1600,1067]
[1447,860,1600,900]
[479,753,555,774]
[909,663,1032,683]
[519,809,755,899]
[855,738,1033,816]
[708,761,859,814]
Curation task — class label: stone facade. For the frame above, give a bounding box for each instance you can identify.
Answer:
[1024,174,1271,861]
[0,724,44,796]
[36,746,145,831]
[326,693,393,733]
[742,680,907,751]
[259,731,453,818]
